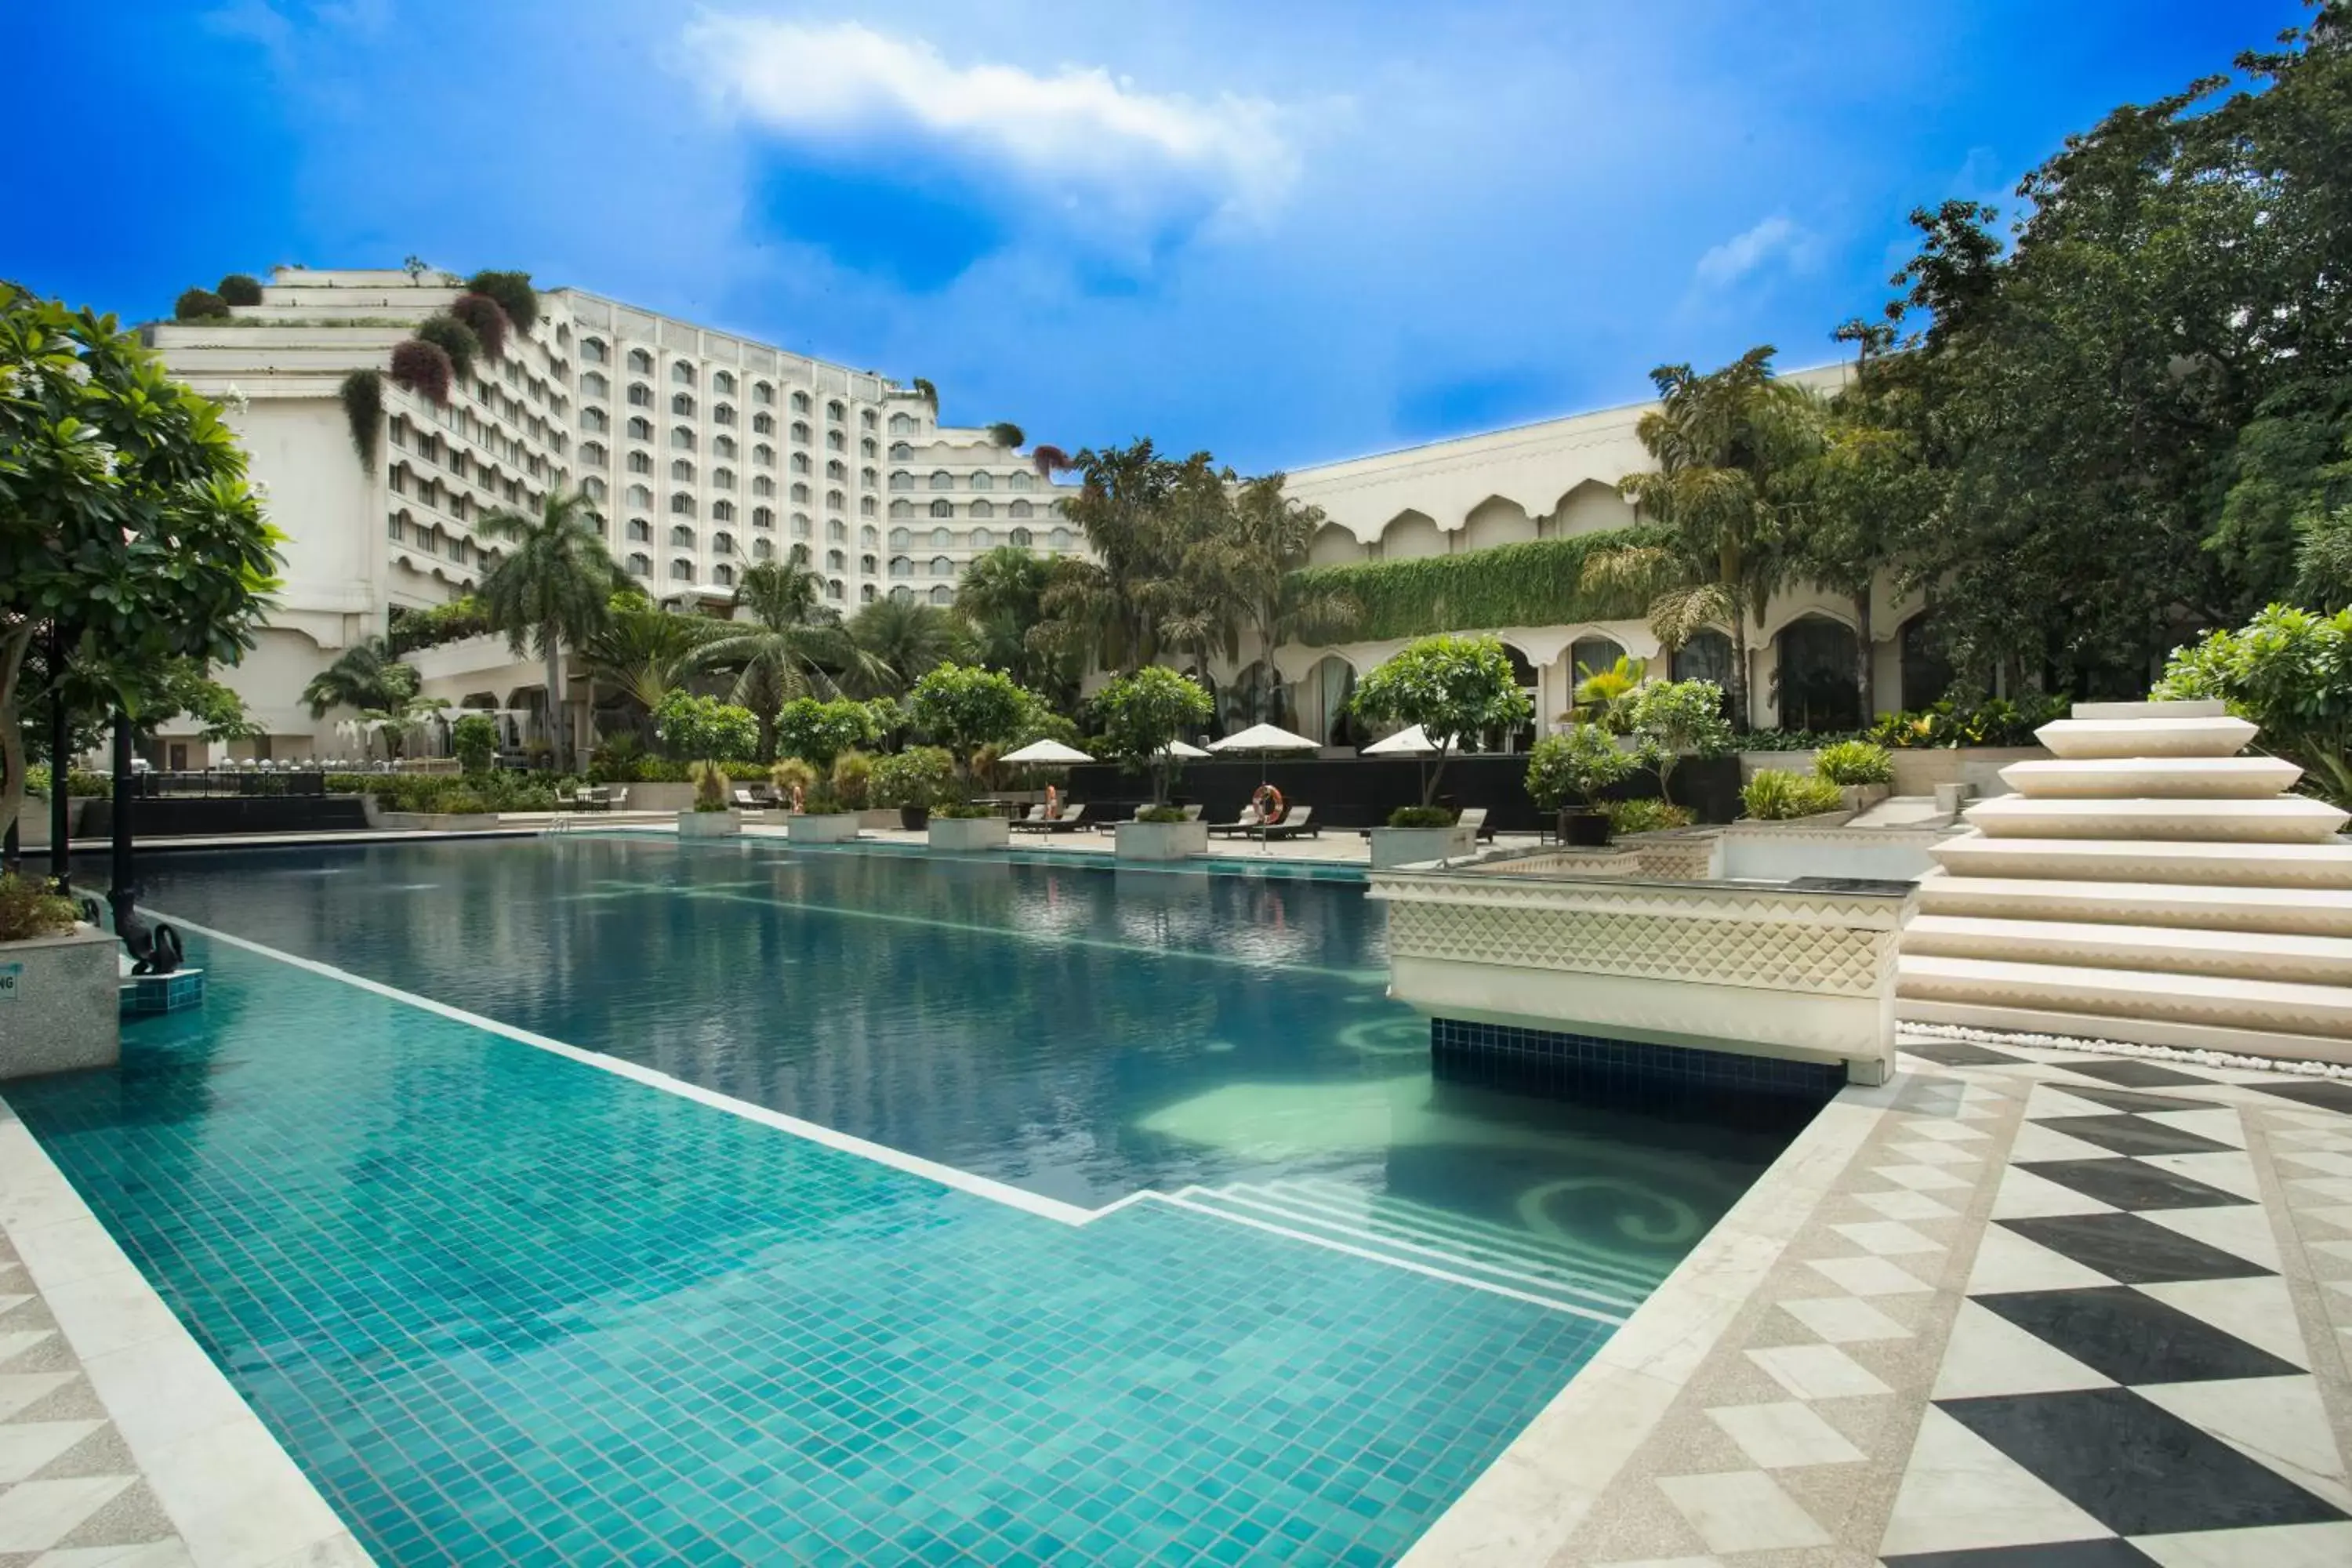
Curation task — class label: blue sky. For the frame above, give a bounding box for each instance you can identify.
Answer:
[13,1,2306,472]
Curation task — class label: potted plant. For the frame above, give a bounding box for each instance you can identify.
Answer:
[1816,739,1895,814]
[1740,768,1853,824]
[786,782,863,843]
[0,873,119,1080]
[927,800,1011,851]
[1353,635,1533,869]
[1096,667,1214,861]
[909,664,1044,848]
[1525,723,1634,846]
[679,759,742,837]
[1624,677,1736,809]
[869,747,954,832]
[652,691,757,836]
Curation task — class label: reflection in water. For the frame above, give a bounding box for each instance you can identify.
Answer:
[130,837,1813,1272]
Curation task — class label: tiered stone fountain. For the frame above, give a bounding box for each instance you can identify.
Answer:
[1896,699,2352,1064]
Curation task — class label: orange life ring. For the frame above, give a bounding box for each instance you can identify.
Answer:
[1251,783,1285,823]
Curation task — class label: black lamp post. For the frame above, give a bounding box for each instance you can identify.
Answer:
[107,710,136,936]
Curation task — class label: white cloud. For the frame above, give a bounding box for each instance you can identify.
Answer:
[1693,214,1810,287]
[677,16,1301,230]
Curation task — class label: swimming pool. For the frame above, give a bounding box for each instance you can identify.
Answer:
[9,836,1816,1563]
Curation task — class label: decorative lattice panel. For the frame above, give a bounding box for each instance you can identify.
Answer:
[1388,902,1890,995]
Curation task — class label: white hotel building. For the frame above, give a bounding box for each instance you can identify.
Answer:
[149,267,1924,763]
[145,267,1070,763]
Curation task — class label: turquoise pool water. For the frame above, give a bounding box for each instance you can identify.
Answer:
[8,837,1814,1564]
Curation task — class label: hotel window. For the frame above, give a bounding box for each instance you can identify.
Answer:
[671,524,695,547]
[929,585,953,606]
[929,470,953,491]
[713,370,736,395]
[713,499,736,523]
[713,467,735,490]
[889,470,913,492]
[714,435,738,460]
[626,518,651,543]
[1008,499,1033,518]
[1010,471,1036,491]
[627,348,652,372]
[753,412,776,436]
[671,360,695,386]
[753,538,774,560]
[753,475,775,498]
[889,412,916,434]
[627,551,650,575]
[930,500,953,519]
[626,416,652,441]
[861,583,877,603]
[713,532,735,555]
[627,383,652,408]
[969,500,993,520]
[582,338,608,364]
[827,518,848,543]
[1050,527,1073,550]
[860,467,877,489]
[753,443,774,466]
[826,459,848,482]
[826,579,844,601]
[670,493,695,517]
[713,403,735,426]
[970,472,993,491]
[670,558,694,581]
[862,410,877,429]
[826,549,845,572]
[860,524,878,548]
[826,399,845,422]
[826,429,845,452]
[889,500,913,520]
[792,390,811,413]
[1009,527,1033,548]
[579,441,606,467]
[627,451,652,475]
[969,526,994,549]
[581,408,608,433]
[790,421,811,445]
[583,371,608,399]
[890,586,914,604]
[826,489,844,512]
[627,483,653,509]
[672,393,695,417]
[791,453,811,475]
[889,555,913,577]
[672,426,695,451]
[582,477,607,501]
[789,543,811,564]
[713,563,735,588]
[752,380,774,405]
[752,506,774,529]
[790,513,811,538]
[671,459,695,482]
[931,526,953,549]
[889,442,913,461]
[859,554,877,574]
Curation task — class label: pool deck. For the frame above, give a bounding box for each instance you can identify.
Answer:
[0,1104,369,1566]
[10,1016,2347,1563]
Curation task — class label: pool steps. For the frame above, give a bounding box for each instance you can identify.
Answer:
[1895,699,2352,1062]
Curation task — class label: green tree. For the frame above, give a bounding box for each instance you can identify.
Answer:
[1094,666,1214,806]
[844,597,967,696]
[1583,347,1823,731]
[651,691,758,764]
[1624,679,1736,806]
[575,599,726,741]
[477,489,614,768]
[956,546,1064,692]
[1,285,281,841]
[691,558,869,760]
[773,697,880,775]
[1524,724,1635,813]
[452,713,498,777]
[301,638,416,718]
[1350,635,1534,804]
[2153,603,2352,809]
[908,662,1029,786]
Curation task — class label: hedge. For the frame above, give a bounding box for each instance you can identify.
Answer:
[1281,526,1667,644]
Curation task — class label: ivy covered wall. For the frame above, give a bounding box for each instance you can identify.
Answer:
[1282,525,1666,644]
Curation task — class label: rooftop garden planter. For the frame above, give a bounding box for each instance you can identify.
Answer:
[786,811,862,844]
[677,808,742,837]
[1114,818,1207,862]
[930,815,1009,851]
[1370,821,1474,869]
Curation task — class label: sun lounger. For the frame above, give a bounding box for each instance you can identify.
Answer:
[1205,807,1261,837]
[1456,806,1494,842]
[1007,803,1065,833]
[1249,804,1316,840]
[1033,804,1089,833]
[731,788,767,811]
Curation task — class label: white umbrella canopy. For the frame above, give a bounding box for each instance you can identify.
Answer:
[1000,739,1094,765]
[1359,724,1448,757]
[1208,722,1320,754]
[1156,739,1210,759]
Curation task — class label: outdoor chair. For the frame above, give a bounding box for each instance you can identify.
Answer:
[1007,804,1054,833]
[602,786,627,812]
[1034,804,1090,833]
[1456,807,1494,842]
[1205,807,1261,837]
[732,788,767,812]
[1250,805,1317,841]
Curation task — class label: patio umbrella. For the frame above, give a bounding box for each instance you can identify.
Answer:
[1155,739,1210,759]
[1209,722,1319,846]
[999,739,1095,765]
[1360,724,1457,803]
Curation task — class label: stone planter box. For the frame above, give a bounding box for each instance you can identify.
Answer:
[677,808,742,837]
[786,812,862,844]
[375,811,503,832]
[0,926,121,1080]
[1369,823,1475,869]
[929,816,1011,851]
[615,782,697,813]
[858,808,902,831]
[1114,819,1208,862]
[1839,783,1892,815]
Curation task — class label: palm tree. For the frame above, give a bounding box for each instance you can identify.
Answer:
[301,638,416,718]
[1581,347,1823,729]
[691,558,875,760]
[576,602,727,742]
[955,546,1061,691]
[844,598,968,696]
[477,490,615,767]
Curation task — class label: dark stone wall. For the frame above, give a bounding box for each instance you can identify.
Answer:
[1059,753,1740,831]
[74,796,369,838]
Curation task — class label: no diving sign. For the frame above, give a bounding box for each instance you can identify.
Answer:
[0,962,20,1003]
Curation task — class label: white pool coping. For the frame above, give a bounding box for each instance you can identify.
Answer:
[1399,1080,1895,1566]
[0,1103,372,1567]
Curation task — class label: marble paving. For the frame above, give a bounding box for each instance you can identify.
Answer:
[1519,1036,2352,1567]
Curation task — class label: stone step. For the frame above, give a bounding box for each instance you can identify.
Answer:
[2035,715,2257,760]
[1903,913,2352,985]
[1964,795,2349,843]
[1915,871,2352,936]
[1896,953,2352,1040]
[1930,834,2352,887]
[1896,997,2352,1068]
[1998,756,2303,800]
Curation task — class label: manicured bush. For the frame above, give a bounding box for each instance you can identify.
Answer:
[172,287,230,321]
[1353,634,1535,804]
[389,338,455,406]
[2154,603,2352,809]
[1524,724,1634,812]
[1603,798,1695,835]
[775,697,881,774]
[829,750,873,810]
[216,274,263,307]
[464,270,538,335]
[1815,739,1895,785]
[0,873,79,942]
[1093,666,1215,805]
[1867,694,2070,750]
[1742,769,1847,820]
[1135,804,1190,824]
[19,767,111,798]
[869,746,956,809]
[448,292,510,361]
[1386,804,1457,829]
[652,691,759,763]
[452,713,498,777]
[412,314,481,382]
[688,760,731,811]
[1625,679,1735,805]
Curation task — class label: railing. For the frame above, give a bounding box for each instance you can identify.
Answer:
[130,769,326,799]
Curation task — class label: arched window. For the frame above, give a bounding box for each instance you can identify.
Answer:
[627,348,652,373]
[969,526,994,550]
[627,450,652,474]
[670,492,695,517]
[889,500,914,520]
[789,543,811,565]
[579,441,607,466]
[891,585,915,604]
[969,499,994,520]
[861,437,877,458]
[671,360,695,386]
[712,499,736,523]
[790,482,811,504]
[826,549,845,572]
[713,435,738,460]
[826,518,847,543]
[790,421,811,444]
[931,525,954,548]
[970,471,993,491]
[930,555,954,576]
[752,506,774,530]
[753,538,774,560]
[826,459,848,482]
[890,441,913,460]
[753,476,775,498]
[582,476,607,501]
[826,579,845,601]
[826,429,846,452]
[889,527,913,550]
[752,380,774,405]
[1009,527,1033,549]
[713,403,735,426]
[931,499,954,519]
[713,468,735,490]
[889,412,916,434]
[581,407,608,433]
[1049,527,1073,550]
[627,551,650,575]
[670,524,695,547]
[627,383,652,408]
[753,443,774,466]
[671,392,695,416]
[889,555,913,578]
[626,416,652,441]
[713,532,735,556]
[1669,631,1733,691]
[791,390,811,413]
[713,370,736,395]
[826,489,844,512]
[859,554,877,575]
[672,426,695,451]
[790,513,811,538]
[826,399,845,422]
[626,517,652,543]
[791,452,811,474]
[753,412,775,436]
[929,470,953,490]
[929,585,953,605]
[1007,499,1033,519]
[713,563,735,587]
[1569,636,1628,683]
[671,459,695,482]
[582,338,608,364]
[859,467,877,490]
[862,409,877,429]
[1010,471,1036,492]
[859,524,878,548]
[889,470,913,492]
[670,558,694,581]
[583,372,608,399]
[861,583,877,603]
[626,483,653,509]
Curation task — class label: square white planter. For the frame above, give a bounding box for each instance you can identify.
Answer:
[929,816,1011,851]
[786,812,862,844]
[1839,783,1892,815]
[0,926,121,1080]
[677,808,742,837]
[1116,819,1210,862]
[1369,824,1473,869]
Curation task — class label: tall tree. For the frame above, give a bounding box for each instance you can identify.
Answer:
[575,600,726,742]
[956,545,1062,693]
[691,558,869,760]
[844,597,967,696]
[1584,347,1822,729]
[477,489,613,768]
